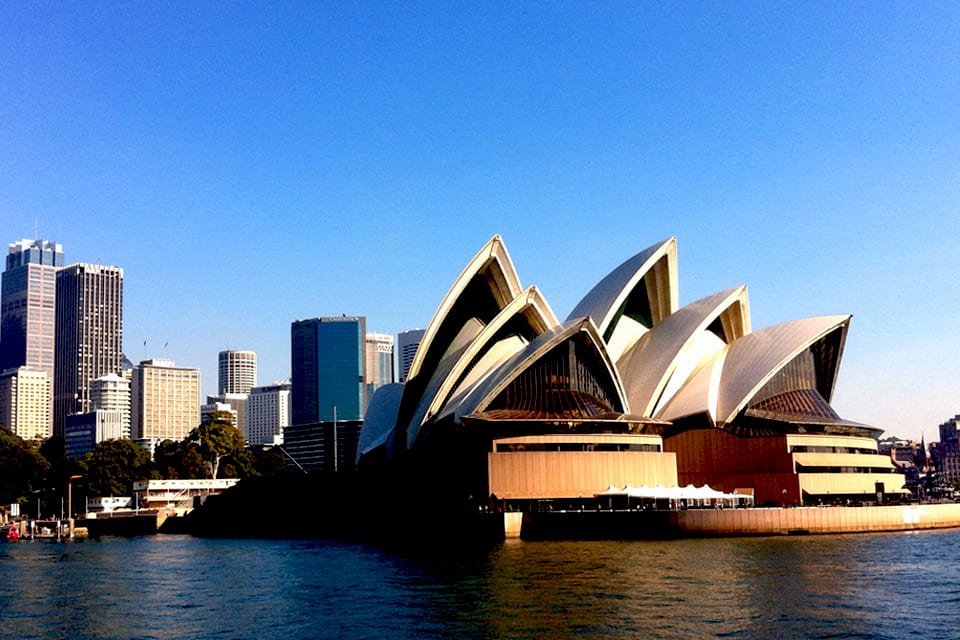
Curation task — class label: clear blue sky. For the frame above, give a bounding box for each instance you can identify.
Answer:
[2,3,959,442]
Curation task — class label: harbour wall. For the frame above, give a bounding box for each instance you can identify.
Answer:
[518,503,960,539]
[671,503,960,536]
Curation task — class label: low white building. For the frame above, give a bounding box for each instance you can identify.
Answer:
[132,479,240,514]
[85,496,132,515]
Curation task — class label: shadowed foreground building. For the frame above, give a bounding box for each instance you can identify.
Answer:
[357,236,905,509]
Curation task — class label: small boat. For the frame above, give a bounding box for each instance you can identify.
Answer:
[5,526,20,542]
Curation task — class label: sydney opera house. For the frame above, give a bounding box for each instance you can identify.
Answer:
[358,236,905,509]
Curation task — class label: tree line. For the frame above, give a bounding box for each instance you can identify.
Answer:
[0,411,286,518]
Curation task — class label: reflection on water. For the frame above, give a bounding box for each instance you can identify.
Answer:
[1,530,957,639]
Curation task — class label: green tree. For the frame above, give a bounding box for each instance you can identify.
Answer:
[188,412,245,478]
[0,428,49,506]
[251,447,287,477]
[83,439,157,497]
[154,439,183,479]
[179,442,207,478]
[39,435,85,513]
[218,447,256,479]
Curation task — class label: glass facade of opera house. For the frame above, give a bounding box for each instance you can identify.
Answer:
[357,236,905,508]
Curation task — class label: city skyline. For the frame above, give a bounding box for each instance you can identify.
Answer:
[3,5,960,441]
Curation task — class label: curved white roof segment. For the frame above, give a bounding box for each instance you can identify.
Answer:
[449,317,629,421]
[405,235,522,385]
[658,315,851,426]
[566,237,678,361]
[356,383,405,462]
[405,286,559,448]
[619,286,750,417]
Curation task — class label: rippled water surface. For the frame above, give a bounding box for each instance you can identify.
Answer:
[1,529,958,639]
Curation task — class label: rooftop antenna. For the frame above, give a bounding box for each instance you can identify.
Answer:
[34,219,39,241]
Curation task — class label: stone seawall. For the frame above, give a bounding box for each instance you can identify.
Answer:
[518,504,960,539]
[672,503,960,536]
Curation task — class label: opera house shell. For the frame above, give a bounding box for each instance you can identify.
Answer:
[359,236,905,507]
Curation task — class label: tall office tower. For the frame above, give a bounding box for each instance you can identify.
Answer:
[54,263,123,437]
[218,349,257,394]
[130,359,200,444]
[89,373,131,439]
[397,329,425,383]
[206,392,247,438]
[291,316,365,425]
[364,333,394,405]
[1,239,63,433]
[0,367,51,440]
[247,381,290,446]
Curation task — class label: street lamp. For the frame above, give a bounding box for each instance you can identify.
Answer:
[67,475,82,540]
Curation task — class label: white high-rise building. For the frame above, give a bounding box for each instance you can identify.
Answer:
[364,333,394,405]
[397,329,425,383]
[0,367,50,440]
[130,359,200,444]
[201,401,238,430]
[206,392,247,438]
[90,373,131,439]
[247,381,290,446]
[218,349,257,395]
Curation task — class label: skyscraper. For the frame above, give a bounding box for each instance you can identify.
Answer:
[54,263,123,437]
[130,358,200,443]
[0,367,50,440]
[247,381,290,446]
[206,392,247,438]
[218,349,257,394]
[364,332,394,405]
[89,373,131,439]
[397,328,425,383]
[291,316,365,425]
[1,239,63,433]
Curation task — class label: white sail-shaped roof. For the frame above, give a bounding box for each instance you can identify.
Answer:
[619,286,750,417]
[658,315,851,426]
[405,286,559,448]
[448,317,629,421]
[395,236,523,449]
[405,235,522,385]
[566,237,678,361]
[355,383,405,462]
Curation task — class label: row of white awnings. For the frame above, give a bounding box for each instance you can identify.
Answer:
[594,484,754,504]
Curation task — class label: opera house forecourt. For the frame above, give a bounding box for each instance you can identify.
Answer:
[356,236,960,538]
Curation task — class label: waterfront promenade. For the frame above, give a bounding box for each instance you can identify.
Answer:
[517,502,960,539]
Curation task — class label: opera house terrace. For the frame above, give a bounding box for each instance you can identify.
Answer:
[349,236,960,538]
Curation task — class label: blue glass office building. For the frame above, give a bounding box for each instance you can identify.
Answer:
[291,316,366,425]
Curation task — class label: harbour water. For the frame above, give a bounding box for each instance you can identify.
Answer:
[2,529,958,639]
